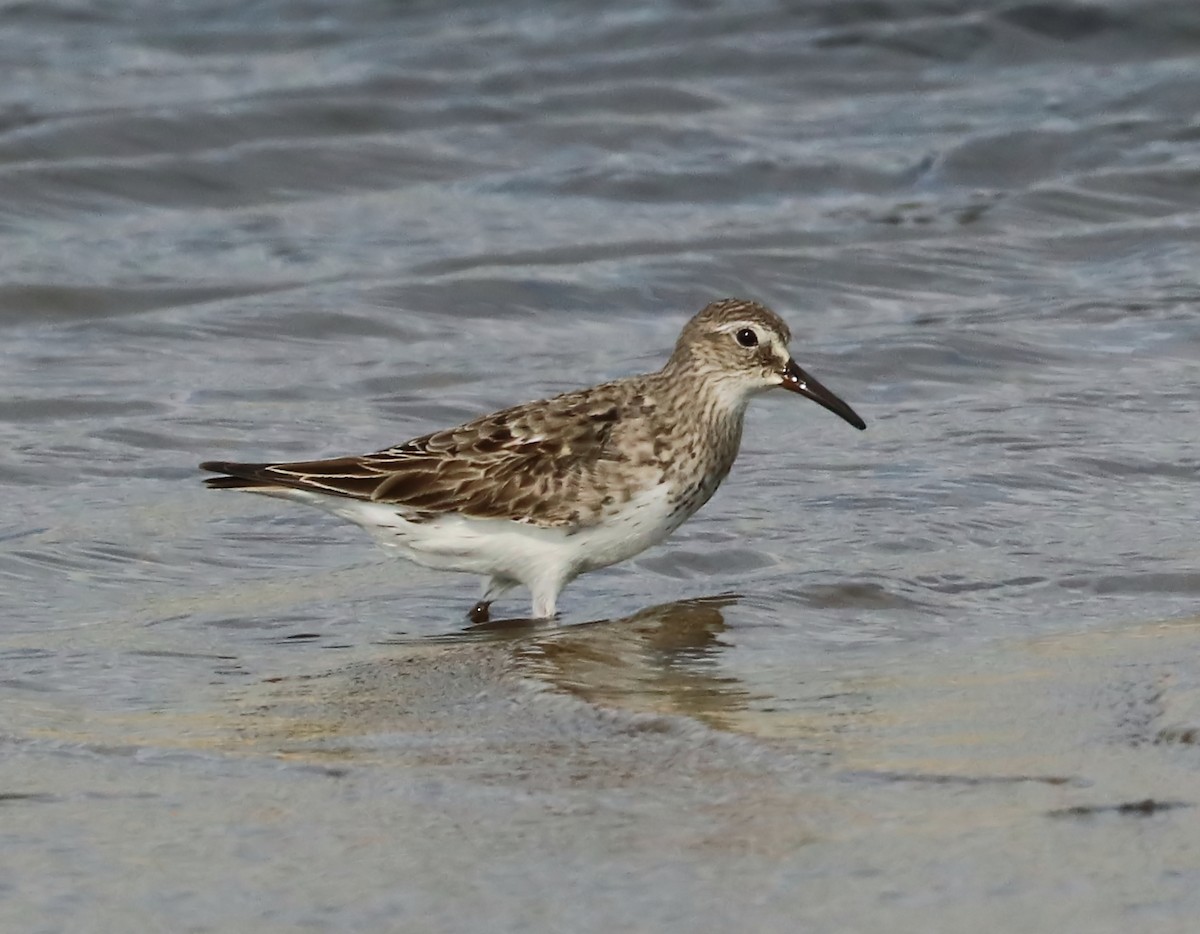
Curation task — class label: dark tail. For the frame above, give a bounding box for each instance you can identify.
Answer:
[200,461,281,490]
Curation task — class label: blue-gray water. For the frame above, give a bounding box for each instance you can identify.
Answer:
[2,1,1199,930]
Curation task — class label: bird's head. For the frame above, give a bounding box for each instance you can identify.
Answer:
[669,298,866,430]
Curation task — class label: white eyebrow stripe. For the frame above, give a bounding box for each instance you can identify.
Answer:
[716,321,766,337]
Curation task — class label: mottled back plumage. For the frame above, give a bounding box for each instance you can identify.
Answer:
[206,381,667,528]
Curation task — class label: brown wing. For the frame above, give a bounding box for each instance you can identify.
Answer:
[201,382,652,528]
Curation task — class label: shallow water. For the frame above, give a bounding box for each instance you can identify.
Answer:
[2,0,1200,930]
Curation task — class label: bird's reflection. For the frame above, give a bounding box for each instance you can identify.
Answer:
[484,595,756,730]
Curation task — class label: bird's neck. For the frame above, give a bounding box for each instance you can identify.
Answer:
[653,362,749,473]
[659,356,752,418]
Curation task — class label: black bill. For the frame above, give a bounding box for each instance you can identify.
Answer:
[780,360,867,430]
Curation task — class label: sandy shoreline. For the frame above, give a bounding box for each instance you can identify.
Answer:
[5,605,1198,931]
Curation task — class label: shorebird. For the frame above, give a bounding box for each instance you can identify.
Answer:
[201,299,866,621]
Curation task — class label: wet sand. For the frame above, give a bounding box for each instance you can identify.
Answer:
[6,601,1199,932]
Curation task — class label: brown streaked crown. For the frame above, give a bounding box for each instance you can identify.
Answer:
[671,299,792,359]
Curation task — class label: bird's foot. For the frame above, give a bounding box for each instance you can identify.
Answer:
[468,600,491,624]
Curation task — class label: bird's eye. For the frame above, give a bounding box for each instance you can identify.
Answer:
[735,328,758,348]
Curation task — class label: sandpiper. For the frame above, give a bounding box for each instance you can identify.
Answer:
[201,299,866,621]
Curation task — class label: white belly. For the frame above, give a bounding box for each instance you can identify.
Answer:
[254,483,686,589]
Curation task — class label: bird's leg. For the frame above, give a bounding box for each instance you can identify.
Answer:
[530,585,560,620]
[526,567,570,620]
